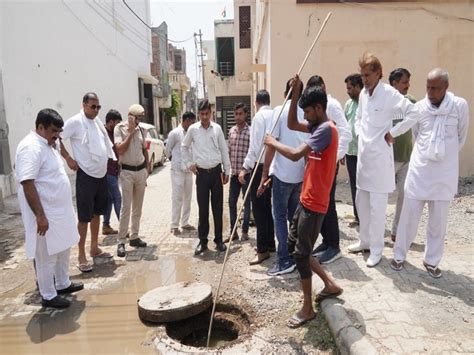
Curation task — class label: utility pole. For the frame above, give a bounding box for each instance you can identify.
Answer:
[197,29,207,99]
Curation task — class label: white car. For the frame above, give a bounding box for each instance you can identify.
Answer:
[139,122,166,168]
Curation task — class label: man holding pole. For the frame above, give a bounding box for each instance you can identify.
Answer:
[264,78,343,328]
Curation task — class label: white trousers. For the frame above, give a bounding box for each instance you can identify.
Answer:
[391,161,409,236]
[356,189,388,257]
[393,198,450,266]
[35,236,71,300]
[170,169,193,229]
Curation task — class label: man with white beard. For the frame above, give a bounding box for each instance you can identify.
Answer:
[388,68,469,278]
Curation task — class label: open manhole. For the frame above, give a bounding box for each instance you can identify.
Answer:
[137,282,252,349]
[165,303,251,349]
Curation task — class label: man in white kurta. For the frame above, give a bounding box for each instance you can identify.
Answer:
[348,54,419,267]
[389,69,469,278]
[16,109,83,308]
[166,112,196,235]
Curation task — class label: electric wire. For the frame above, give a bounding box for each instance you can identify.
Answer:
[84,0,150,54]
[122,0,194,43]
[61,0,138,73]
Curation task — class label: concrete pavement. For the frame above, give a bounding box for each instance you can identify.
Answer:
[0,162,472,354]
[314,179,474,354]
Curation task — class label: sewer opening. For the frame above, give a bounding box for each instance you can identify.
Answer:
[165,303,250,349]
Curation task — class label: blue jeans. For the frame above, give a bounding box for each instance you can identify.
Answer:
[228,175,251,234]
[103,174,121,226]
[271,176,301,265]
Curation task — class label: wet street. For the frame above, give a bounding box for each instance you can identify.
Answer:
[1,162,473,354]
[0,164,209,354]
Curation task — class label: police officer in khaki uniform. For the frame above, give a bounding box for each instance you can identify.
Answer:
[114,104,150,257]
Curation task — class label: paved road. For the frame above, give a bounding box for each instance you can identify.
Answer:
[1,162,472,354]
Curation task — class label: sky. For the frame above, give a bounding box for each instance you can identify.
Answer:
[150,0,234,97]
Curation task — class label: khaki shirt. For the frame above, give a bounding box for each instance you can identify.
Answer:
[114,122,146,166]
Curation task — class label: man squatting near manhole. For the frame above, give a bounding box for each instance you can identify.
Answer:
[264,76,343,328]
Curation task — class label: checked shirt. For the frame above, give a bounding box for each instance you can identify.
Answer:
[228,123,250,176]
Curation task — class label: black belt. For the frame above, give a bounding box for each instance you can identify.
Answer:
[121,161,146,171]
[197,164,221,173]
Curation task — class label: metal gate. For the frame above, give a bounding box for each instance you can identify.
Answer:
[215,95,251,138]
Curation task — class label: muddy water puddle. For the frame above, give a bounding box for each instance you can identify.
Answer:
[0,255,193,354]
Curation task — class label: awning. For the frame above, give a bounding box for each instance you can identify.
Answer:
[139,73,159,85]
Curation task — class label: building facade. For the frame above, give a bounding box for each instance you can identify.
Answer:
[0,0,155,201]
[251,0,473,176]
[204,17,253,137]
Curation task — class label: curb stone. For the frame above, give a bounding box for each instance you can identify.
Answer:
[320,298,377,355]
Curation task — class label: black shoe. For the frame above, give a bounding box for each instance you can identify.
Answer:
[129,238,147,248]
[42,295,70,309]
[117,243,126,257]
[57,282,84,295]
[194,242,208,255]
[215,242,227,252]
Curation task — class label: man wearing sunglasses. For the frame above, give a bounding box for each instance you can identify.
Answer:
[60,92,116,272]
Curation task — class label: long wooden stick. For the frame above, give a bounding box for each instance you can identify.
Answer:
[206,12,333,348]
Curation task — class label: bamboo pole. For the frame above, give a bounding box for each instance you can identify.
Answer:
[206,12,333,348]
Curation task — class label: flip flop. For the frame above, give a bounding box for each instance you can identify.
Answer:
[77,263,93,273]
[423,261,442,278]
[91,251,113,259]
[390,259,404,271]
[315,288,343,303]
[286,313,316,329]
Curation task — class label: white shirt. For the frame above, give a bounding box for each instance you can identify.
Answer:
[327,95,352,161]
[269,100,309,184]
[61,110,108,178]
[181,121,231,175]
[355,81,419,193]
[15,132,79,258]
[166,124,189,172]
[243,105,273,170]
[394,93,469,200]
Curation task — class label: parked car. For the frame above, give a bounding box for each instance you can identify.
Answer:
[139,123,166,168]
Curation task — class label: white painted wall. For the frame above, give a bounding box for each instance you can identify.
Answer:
[0,0,152,184]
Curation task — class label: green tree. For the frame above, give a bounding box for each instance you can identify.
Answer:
[163,90,181,118]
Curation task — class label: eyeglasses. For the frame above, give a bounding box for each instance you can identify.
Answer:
[86,104,102,110]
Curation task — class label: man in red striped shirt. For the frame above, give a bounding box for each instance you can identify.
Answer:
[264,76,343,328]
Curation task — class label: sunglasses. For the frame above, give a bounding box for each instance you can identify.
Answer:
[86,104,102,110]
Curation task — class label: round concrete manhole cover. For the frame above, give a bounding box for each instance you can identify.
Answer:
[138,281,213,323]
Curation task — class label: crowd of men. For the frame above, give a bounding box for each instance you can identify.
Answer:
[15,53,469,321]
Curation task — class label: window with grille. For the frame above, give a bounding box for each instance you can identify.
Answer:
[174,55,182,71]
[239,6,251,49]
